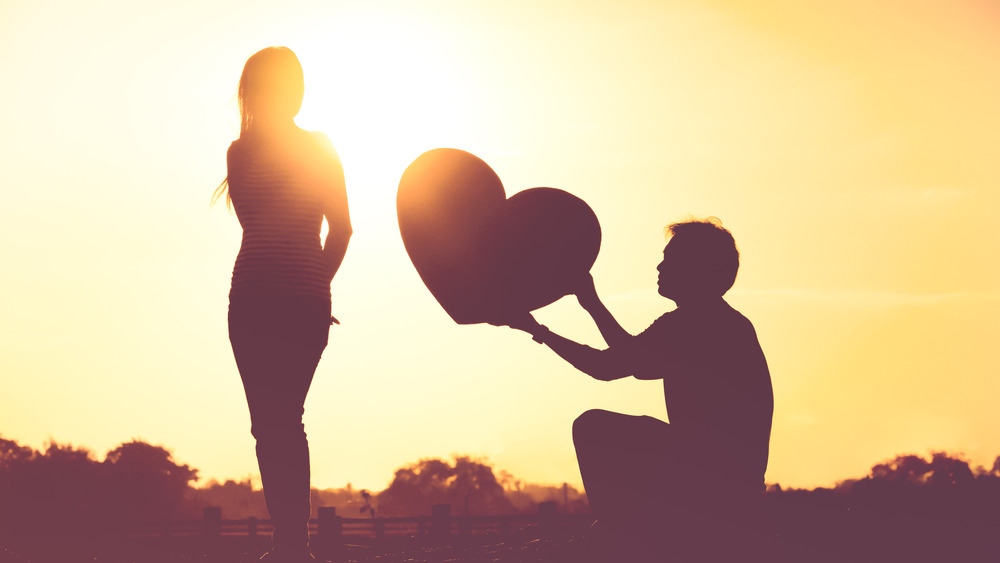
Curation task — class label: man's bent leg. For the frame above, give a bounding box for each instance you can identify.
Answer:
[573,410,673,540]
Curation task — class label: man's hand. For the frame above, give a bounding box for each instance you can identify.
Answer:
[488,311,543,335]
[589,369,626,382]
[574,273,600,311]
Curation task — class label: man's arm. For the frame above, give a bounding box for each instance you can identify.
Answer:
[504,313,630,382]
[575,274,631,348]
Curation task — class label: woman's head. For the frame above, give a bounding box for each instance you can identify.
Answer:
[212,47,305,208]
[237,46,304,134]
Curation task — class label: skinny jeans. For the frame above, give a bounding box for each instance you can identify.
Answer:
[228,293,330,551]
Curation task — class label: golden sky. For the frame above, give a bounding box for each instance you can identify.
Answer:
[1,0,998,492]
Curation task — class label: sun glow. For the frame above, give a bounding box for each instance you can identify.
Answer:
[5,0,999,499]
[290,16,479,223]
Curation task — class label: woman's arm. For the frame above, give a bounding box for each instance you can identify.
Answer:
[315,133,352,281]
[323,221,351,282]
[321,185,351,282]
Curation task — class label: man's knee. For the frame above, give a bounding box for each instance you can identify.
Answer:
[574,409,628,450]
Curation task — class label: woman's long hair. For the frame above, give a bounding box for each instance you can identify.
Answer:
[212,47,305,208]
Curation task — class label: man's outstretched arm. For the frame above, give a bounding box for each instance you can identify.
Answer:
[504,313,630,382]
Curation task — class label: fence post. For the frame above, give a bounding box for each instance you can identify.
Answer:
[431,504,451,538]
[538,500,557,532]
[374,517,385,539]
[203,506,222,537]
[318,506,341,541]
[248,516,258,537]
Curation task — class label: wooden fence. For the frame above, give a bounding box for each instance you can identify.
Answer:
[127,501,594,540]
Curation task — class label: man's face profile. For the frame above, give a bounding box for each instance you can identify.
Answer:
[656,238,688,300]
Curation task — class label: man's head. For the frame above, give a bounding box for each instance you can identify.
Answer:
[657,218,739,302]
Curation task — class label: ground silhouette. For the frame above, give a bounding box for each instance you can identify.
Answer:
[3,436,1000,561]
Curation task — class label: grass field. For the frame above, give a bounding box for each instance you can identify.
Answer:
[3,517,999,563]
[1,531,599,563]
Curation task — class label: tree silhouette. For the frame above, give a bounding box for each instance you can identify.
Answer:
[376,456,515,517]
[866,452,975,488]
[103,440,198,523]
[0,436,198,533]
[0,440,104,532]
[764,451,1000,562]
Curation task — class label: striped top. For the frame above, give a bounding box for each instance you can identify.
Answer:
[227,129,350,301]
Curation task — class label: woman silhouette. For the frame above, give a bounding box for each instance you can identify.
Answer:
[214,47,351,562]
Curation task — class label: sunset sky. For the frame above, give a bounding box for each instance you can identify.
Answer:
[2,0,998,493]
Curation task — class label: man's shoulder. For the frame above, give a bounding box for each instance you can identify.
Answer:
[721,302,758,334]
[640,302,757,338]
[636,310,682,339]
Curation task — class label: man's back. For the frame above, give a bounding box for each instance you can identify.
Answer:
[630,299,773,490]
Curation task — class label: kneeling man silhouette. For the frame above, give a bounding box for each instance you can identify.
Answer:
[497,218,774,562]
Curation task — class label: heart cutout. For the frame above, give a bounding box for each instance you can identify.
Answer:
[397,148,601,324]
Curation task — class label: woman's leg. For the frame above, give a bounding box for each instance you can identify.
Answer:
[229,295,329,555]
